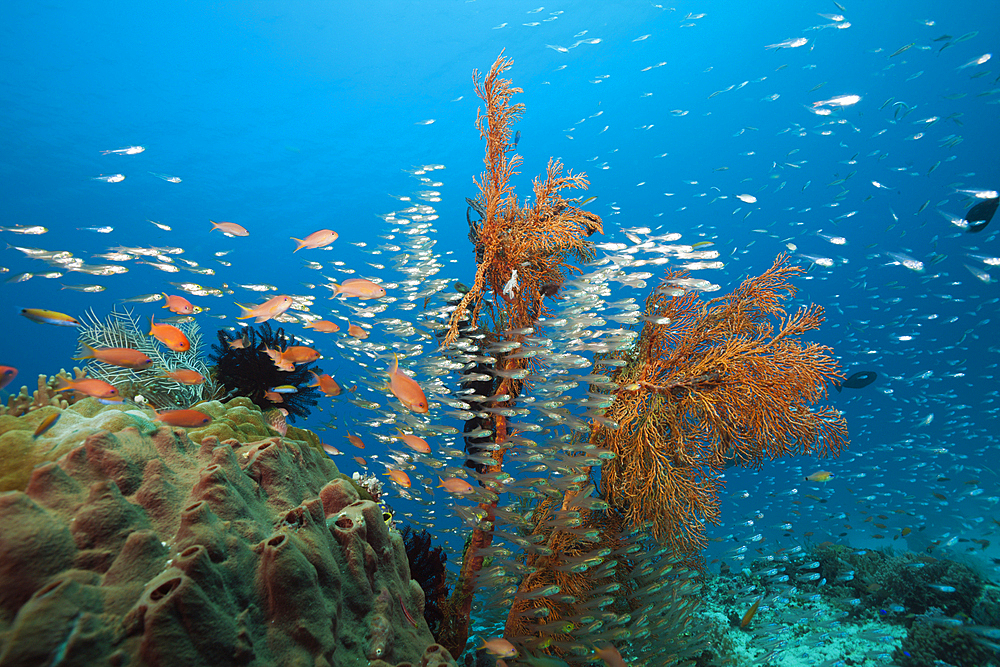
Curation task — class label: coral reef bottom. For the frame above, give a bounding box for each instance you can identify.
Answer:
[0,398,454,667]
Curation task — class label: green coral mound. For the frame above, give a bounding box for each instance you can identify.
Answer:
[0,396,329,494]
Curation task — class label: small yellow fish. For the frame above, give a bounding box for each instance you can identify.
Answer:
[805,470,834,482]
[33,412,61,439]
[21,308,80,327]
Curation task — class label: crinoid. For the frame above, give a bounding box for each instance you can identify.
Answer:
[209,322,319,422]
[76,307,214,409]
[400,526,449,639]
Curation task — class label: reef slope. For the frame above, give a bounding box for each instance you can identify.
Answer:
[0,399,453,667]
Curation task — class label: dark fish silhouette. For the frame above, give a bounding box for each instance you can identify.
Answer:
[834,371,877,392]
[966,196,998,233]
[513,130,520,147]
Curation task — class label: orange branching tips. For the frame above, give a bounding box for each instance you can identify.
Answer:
[442,53,603,349]
[438,52,605,659]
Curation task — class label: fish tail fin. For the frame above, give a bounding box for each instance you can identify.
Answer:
[209,220,219,232]
[834,382,842,393]
[389,353,399,377]
[148,316,156,335]
[161,292,170,307]
[234,304,254,320]
[54,377,73,393]
[72,343,98,361]
[328,282,341,297]
[291,237,304,252]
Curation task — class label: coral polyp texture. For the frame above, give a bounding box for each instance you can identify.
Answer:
[0,399,454,667]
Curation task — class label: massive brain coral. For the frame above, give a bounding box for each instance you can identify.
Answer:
[0,401,455,667]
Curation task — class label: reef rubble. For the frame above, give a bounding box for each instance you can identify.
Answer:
[0,398,454,667]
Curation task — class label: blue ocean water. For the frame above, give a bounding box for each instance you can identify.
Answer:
[3,1,999,662]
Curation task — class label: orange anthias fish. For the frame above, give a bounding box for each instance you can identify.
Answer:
[396,429,430,454]
[309,371,341,396]
[236,295,293,323]
[263,347,295,372]
[21,308,80,327]
[595,644,627,667]
[438,477,475,495]
[304,320,340,333]
[0,366,17,390]
[162,293,198,315]
[282,346,320,364]
[479,638,517,658]
[160,369,206,384]
[388,354,428,413]
[805,470,835,483]
[384,469,412,488]
[329,278,386,300]
[291,229,338,252]
[149,317,191,352]
[209,220,249,236]
[56,377,120,399]
[228,337,247,349]
[740,596,764,628]
[346,321,369,340]
[345,430,365,449]
[74,344,153,369]
[156,409,213,428]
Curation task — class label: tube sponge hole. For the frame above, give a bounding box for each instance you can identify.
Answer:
[149,577,182,603]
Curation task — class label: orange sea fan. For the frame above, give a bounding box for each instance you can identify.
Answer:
[595,254,848,553]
